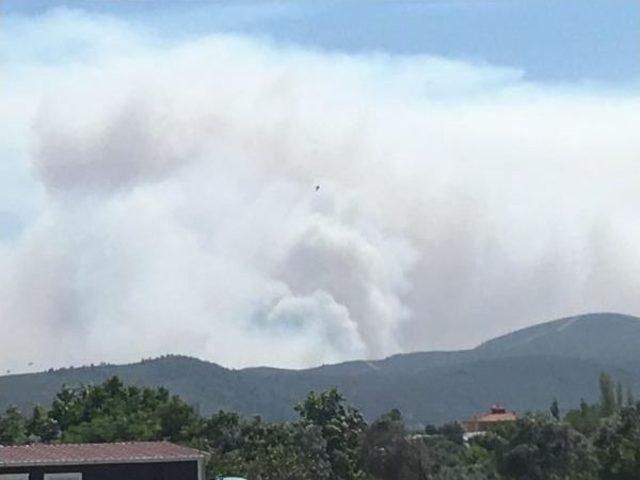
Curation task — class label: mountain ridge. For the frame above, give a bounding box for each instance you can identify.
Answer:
[1,312,638,426]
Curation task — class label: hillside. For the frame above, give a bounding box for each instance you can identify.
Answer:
[1,312,638,426]
[475,312,640,364]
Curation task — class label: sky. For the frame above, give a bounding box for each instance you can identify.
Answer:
[1,0,639,373]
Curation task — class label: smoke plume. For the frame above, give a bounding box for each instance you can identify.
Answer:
[1,9,639,371]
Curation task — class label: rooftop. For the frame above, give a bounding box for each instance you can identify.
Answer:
[0,441,205,467]
[473,411,518,423]
[463,404,518,432]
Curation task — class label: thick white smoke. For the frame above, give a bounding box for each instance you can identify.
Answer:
[1,9,639,371]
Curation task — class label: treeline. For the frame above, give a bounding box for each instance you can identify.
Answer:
[1,373,640,479]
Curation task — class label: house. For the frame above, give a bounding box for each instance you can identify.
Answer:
[463,404,517,433]
[0,441,207,480]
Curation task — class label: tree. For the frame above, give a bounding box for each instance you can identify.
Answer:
[199,412,331,480]
[157,395,199,442]
[360,409,434,480]
[26,406,59,443]
[244,422,331,480]
[360,409,404,479]
[0,406,28,445]
[594,404,640,480]
[436,461,498,480]
[600,372,616,416]
[196,411,253,478]
[565,399,601,436]
[197,410,244,454]
[296,389,366,480]
[616,382,625,410]
[550,399,560,421]
[49,376,198,443]
[493,416,598,480]
[439,441,499,480]
[438,422,465,446]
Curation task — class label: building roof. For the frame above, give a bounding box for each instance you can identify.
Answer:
[473,411,517,423]
[463,404,518,432]
[0,441,206,467]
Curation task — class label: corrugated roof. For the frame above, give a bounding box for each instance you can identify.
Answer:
[0,442,205,467]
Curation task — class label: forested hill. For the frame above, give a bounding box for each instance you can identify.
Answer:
[1,312,639,426]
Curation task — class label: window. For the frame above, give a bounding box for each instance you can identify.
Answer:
[43,474,82,480]
[0,475,29,480]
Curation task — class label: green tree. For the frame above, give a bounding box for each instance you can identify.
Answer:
[436,461,498,480]
[626,387,635,407]
[442,441,500,480]
[198,412,330,480]
[493,416,598,480]
[594,404,640,480]
[361,411,484,480]
[26,405,60,443]
[616,382,625,410]
[600,372,616,416]
[360,409,435,480]
[196,411,252,478]
[49,376,198,443]
[197,410,244,454]
[360,409,403,479]
[157,395,199,442]
[550,399,560,421]
[438,422,465,446]
[565,399,602,436]
[244,422,330,480]
[0,406,28,445]
[296,389,366,480]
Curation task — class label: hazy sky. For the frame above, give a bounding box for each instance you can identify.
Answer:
[1,1,639,373]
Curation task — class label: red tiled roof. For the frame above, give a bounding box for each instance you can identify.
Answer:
[0,442,205,467]
[474,412,517,423]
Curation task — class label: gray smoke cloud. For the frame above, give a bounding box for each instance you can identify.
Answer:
[1,9,640,371]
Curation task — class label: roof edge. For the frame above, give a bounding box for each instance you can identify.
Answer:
[0,455,205,468]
